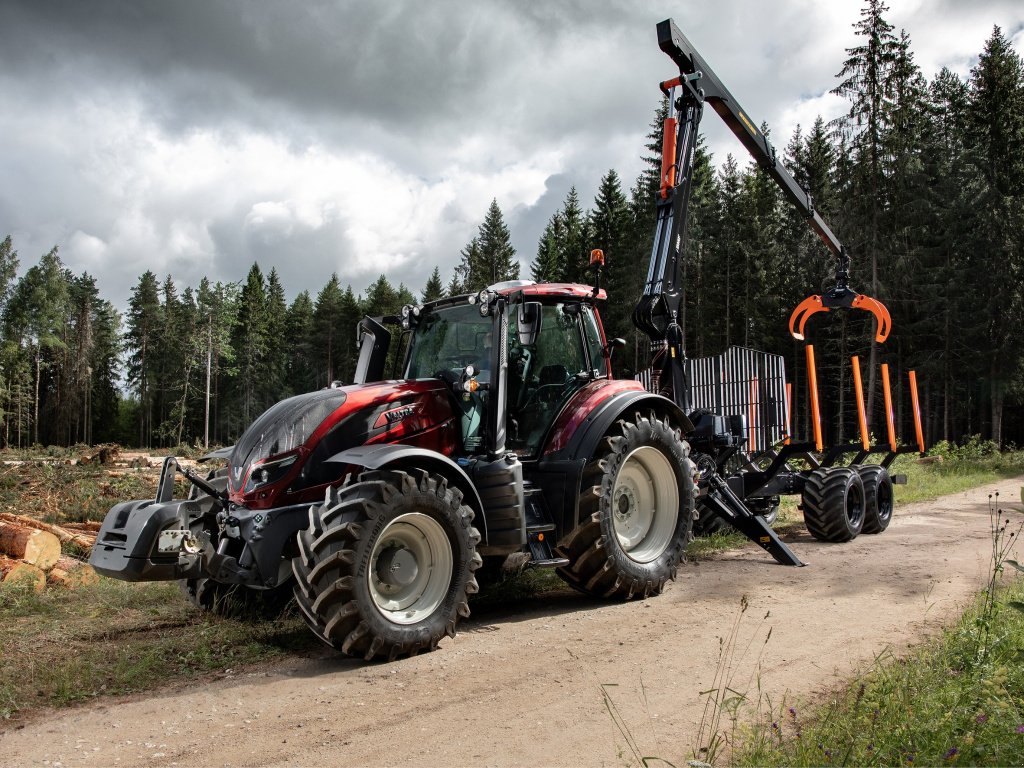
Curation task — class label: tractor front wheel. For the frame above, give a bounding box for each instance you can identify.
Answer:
[557,412,696,599]
[292,469,481,661]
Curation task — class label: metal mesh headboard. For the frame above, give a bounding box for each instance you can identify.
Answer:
[636,345,789,452]
[687,346,789,452]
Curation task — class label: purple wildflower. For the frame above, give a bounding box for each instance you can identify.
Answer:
[1016,724,1024,734]
[945,747,959,760]
[977,714,988,724]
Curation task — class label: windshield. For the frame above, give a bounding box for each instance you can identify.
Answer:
[228,389,346,489]
[405,304,493,380]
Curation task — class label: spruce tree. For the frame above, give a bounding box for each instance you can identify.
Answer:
[422,266,445,303]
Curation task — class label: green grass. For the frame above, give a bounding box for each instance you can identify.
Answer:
[890,445,1024,504]
[733,582,1024,766]
[725,491,1024,767]
[0,579,316,721]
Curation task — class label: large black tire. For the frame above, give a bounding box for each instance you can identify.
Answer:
[801,467,865,542]
[292,468,481,661]
[556,411,696,599]
[857,464,894,534]
[179,465,294,618]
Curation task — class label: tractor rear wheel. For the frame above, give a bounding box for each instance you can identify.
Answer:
[801,467,865,542]
[292,468,481,661]
[556,412,696,599]
[857,464,894,534]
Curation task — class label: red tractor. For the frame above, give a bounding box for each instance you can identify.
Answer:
[91,17,911,660]
[92,280,698,659]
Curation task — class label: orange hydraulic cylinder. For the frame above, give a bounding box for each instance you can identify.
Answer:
[881,363,897,452]
[909,370,925,453]
[851,355,870,451]
[805,345,823,453]
[660,117,678,198]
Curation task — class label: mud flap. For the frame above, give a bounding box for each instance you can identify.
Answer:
[701,472,805,566]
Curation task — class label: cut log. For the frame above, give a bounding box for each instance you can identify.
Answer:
[63,521,102,533]
[47,555,100,589]
[0,512,96,550]
[0,554,45,592]
[0,521,61,569]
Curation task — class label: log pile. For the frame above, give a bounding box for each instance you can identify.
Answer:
[0,515,99,592]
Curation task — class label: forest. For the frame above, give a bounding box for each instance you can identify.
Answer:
[0,1,1021,450]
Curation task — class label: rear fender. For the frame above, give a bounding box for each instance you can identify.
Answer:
[541,390,693,536]
[546,390,693,464]
[327,444,487,544]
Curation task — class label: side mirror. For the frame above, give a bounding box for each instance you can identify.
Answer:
[605,337,626,359]
[517,302,543,347]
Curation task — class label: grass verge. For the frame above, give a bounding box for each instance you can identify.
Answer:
[0,579,316,722]
[729,494,1024,767]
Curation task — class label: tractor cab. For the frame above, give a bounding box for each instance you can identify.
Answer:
[398,281,610,460]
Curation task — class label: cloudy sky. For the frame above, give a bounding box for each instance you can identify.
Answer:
[1,1,1022,309]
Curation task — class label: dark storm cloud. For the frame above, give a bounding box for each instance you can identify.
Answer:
[0,1,1021,309]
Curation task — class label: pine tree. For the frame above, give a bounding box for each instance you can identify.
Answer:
[558,188,589,285]
[285,290,316,394]
[964,26,1024,444]
[312,275,346,386]
[231,264,268,429]
[458,200,518,292]
[831,0,902,424]
[422,266,445,303]
[263,268,289,405]
[124,271,162,446]
[530,214,562,283]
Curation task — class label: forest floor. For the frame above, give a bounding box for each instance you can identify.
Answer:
[0,447,1020,767]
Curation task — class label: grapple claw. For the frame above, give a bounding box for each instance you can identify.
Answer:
[851,294,892,343]
[789,290,892,343]
[788,295,828,341]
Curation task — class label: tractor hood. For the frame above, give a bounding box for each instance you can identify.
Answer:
[227,380,457,508]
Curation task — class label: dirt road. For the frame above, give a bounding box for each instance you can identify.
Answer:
[2,477,1021,767]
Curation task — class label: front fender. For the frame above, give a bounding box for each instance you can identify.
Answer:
[327,444,487,543]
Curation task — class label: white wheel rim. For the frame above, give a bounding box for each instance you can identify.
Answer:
[611,446,679,563]
[369,512,453,625]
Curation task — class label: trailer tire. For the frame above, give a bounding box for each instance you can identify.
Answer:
[556,411,696,599]
[802,467,865,542]
[857,464,894,534]
[292,468,481,661]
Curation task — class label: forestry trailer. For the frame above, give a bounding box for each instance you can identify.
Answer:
[90,18,919,660]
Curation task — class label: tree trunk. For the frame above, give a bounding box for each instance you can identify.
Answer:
[0,521,62,569]
[991,358,1003,447]
[0,555,45,592]
[47,556,99,589]
[0,512,95,551]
